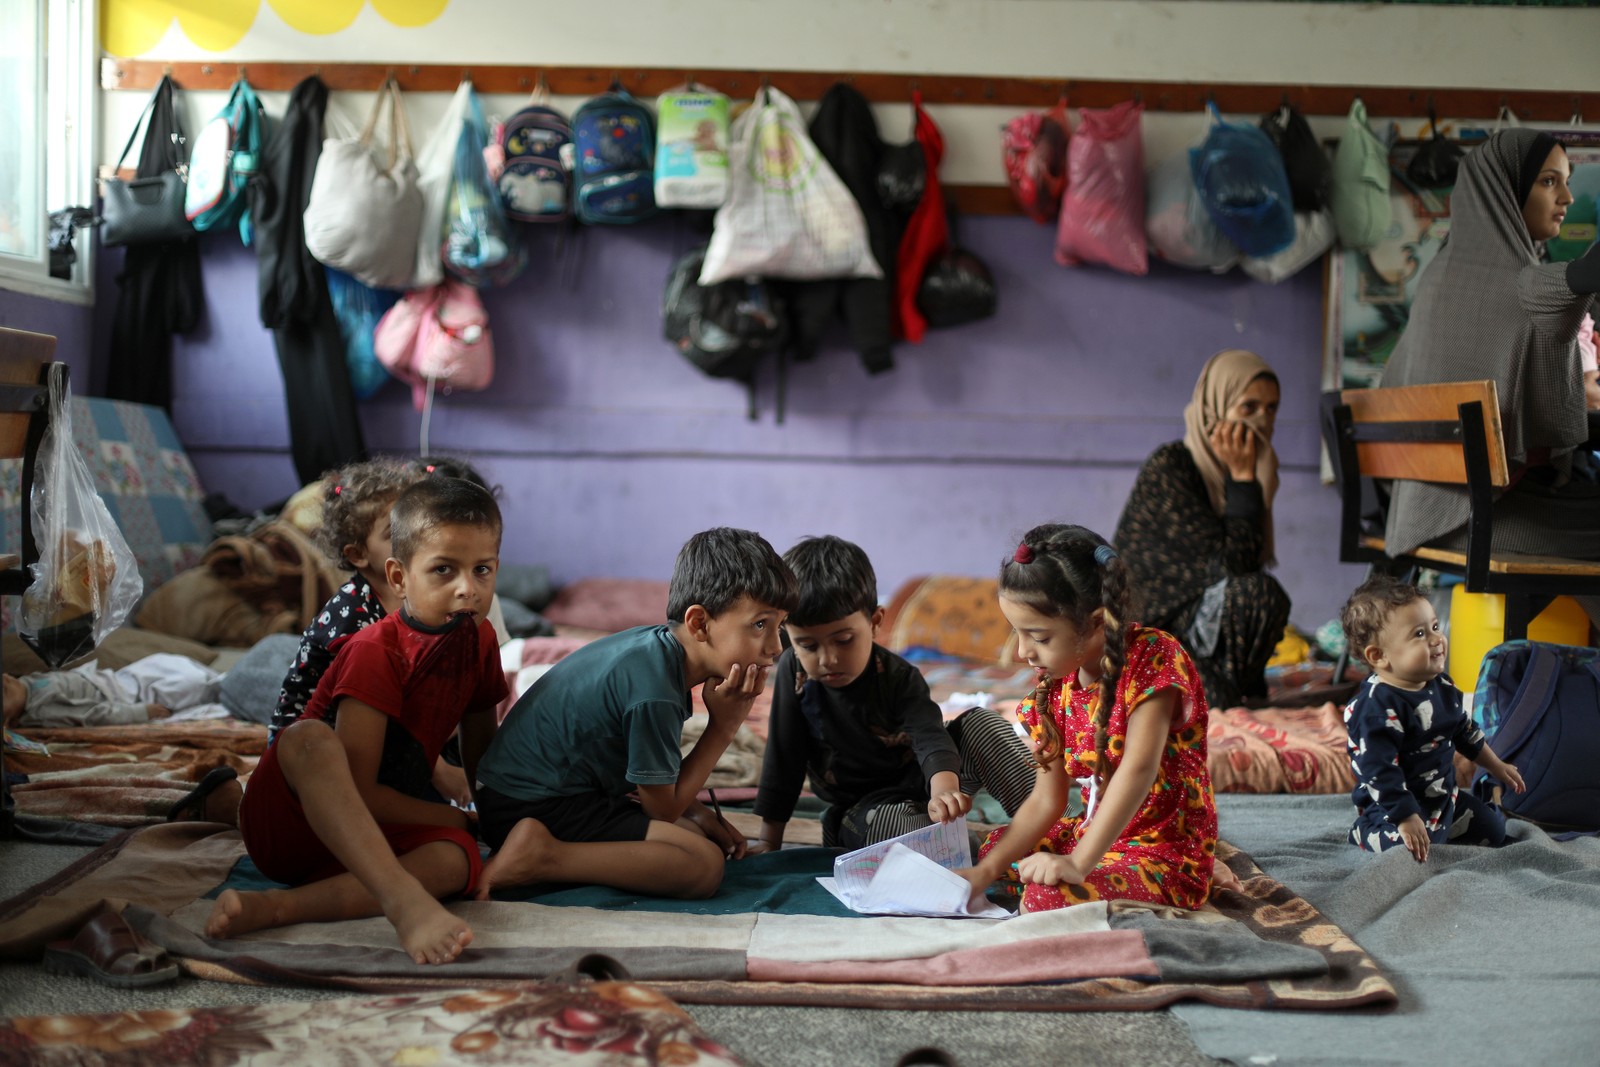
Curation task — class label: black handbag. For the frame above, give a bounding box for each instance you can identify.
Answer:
[100,77,193,246]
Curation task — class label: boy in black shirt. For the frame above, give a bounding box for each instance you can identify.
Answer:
[749,536,1034,851]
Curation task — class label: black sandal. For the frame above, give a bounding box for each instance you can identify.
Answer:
[166,766,239,823]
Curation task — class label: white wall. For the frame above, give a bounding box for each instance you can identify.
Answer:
[104,0,1600,186]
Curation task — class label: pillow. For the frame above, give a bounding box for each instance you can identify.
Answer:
[218,633,301,724]
[540,578,670,633]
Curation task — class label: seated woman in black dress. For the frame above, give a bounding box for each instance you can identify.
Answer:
[1114,349,1291,709]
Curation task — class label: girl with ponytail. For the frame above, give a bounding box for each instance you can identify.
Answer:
[959,524,1232,913]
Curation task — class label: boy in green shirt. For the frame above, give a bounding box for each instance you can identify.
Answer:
[474,527,797,899]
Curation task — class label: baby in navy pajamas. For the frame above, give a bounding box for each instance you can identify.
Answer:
[1339,575,1525,862]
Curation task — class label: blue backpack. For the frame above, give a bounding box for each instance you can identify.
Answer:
[498,96,572,222]
[572,84,657,224]
[1472,640,1600,832]
[185,76,267,242]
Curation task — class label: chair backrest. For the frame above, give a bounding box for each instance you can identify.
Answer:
[1337,379,1510,488]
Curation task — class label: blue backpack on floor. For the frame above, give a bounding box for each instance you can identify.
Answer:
[1472,640,1600,832]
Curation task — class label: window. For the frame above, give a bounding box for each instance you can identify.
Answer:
[0,0,98,304]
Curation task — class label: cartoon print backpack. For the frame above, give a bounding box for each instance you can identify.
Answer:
[1472,640,1600,832]
[498,81,573,222]
[572,82,658,224]
[185,75,267,242]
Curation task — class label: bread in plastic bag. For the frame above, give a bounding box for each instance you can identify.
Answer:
[1055,100,1147,276]
[19,365,143,667]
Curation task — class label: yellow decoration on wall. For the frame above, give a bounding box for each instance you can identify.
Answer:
[264,0,365,36]
[370,0,449,28]
[101,0,448,56]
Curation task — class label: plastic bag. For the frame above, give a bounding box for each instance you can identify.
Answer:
[1239,210,1335,284]
[413,80,475,289]
[877,140,926,214]
[699,86,881,286]
[1146,150,1240,272]
[1331,98,1392,252]
[916,246,997,329]
[1002,98,1070,224]
[19,365,143,667]
[1189,104,1296,258]
[1259,104,1332,213]
[1055,100,1147,276]
[443,87,524,287]
[1406,107,1463,190]
[325,267,399,400]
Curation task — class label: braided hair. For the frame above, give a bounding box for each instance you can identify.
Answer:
[1000,524,1137,792]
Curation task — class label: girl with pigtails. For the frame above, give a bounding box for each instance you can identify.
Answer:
[959,524,1236,913]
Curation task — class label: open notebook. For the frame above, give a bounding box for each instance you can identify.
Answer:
[818,817,1010,918]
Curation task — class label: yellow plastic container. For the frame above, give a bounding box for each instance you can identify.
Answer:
[1447,586,1591,688]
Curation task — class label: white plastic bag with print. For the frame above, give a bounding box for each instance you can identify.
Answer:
[413,80,475,290]
[19,365,143,667]
[699,86,881,286]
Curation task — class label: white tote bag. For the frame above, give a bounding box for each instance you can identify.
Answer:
[413,80,475,289]
[304,78,422,290]
[699,86,880,286]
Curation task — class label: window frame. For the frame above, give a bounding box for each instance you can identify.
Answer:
[0,0,99,306]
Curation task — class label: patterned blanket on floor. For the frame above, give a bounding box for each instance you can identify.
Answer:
[0,824,1394,1014]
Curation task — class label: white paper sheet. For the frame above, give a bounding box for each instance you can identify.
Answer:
[818,818,1009,919]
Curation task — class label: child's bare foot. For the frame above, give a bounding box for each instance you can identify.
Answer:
[205,888,282,939]
[384,888,473,965]
[475,818,558,900]
[1210,859,1245,897]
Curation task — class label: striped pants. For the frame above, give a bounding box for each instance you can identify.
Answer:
[827,706,1036,850]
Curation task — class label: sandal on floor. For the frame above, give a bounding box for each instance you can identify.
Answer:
[893,1049,960,1067]
[166,765,238,823]
[42,906,179,988]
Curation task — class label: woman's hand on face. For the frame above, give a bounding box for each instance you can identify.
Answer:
[1209,420,1258,481]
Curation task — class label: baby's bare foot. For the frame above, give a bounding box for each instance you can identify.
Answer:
[475,818,558,901]
[385,890,473,965]
[205,888,280,939]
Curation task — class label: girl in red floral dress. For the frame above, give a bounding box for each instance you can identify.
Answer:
[960,523,1231,913]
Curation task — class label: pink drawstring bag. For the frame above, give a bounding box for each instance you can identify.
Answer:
[1054,100,1147,276]
[374,280,494,412]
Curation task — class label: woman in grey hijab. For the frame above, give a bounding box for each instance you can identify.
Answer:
[1382,127,1600,559]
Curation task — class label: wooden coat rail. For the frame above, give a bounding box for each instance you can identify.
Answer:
[102,59,1600,123]
[102,59,1600,215]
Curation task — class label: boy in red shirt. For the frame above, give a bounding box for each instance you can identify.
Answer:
[207,476,507,965]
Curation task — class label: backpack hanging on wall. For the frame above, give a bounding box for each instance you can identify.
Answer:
[1471,640,1600,833]
[185,75,268,242]
[572,82,658,224]
[498,80,573,222]
[663,246,787,420]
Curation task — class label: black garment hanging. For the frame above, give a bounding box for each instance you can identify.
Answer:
[250,75,367,484]
[777,82,898,375]
[105,76,202,409]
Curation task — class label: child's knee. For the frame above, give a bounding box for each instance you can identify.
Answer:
[679,837,726,899]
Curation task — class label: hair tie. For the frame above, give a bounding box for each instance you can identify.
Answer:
[1093,544,1118,567]
[332,484,343,496]
[1013,543,1035,564]
[425,464,436,474]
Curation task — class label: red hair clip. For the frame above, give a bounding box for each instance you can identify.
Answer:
[425,464,436,473]
[332,484,343,496]
[1013,543,1034,564]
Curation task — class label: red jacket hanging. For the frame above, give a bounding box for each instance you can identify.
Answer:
[894,91,948,343]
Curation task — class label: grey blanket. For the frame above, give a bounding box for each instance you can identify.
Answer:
[1177,794,1600,1066]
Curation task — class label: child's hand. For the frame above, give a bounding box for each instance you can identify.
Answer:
[145,704,173,720]
[1398,813,1430,862]
[432,761,473,808]
[1494,760,1526,795]
[927,790,972,823]
[702,662,770,727]
[745,840,781,856]
[691,801,748,860]
[1016,851,1088,886]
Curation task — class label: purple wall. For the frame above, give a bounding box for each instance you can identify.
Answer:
[89,216,1364,631]
[0,287,94,389]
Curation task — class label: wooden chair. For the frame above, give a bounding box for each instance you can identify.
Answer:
[1322,378,1600,646]
[0,327,64,839]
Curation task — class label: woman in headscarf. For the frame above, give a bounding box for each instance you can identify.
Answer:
[1382,127,1600,560]
[1114,349,1292,710]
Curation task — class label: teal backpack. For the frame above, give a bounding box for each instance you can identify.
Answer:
[185,77,267,242]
